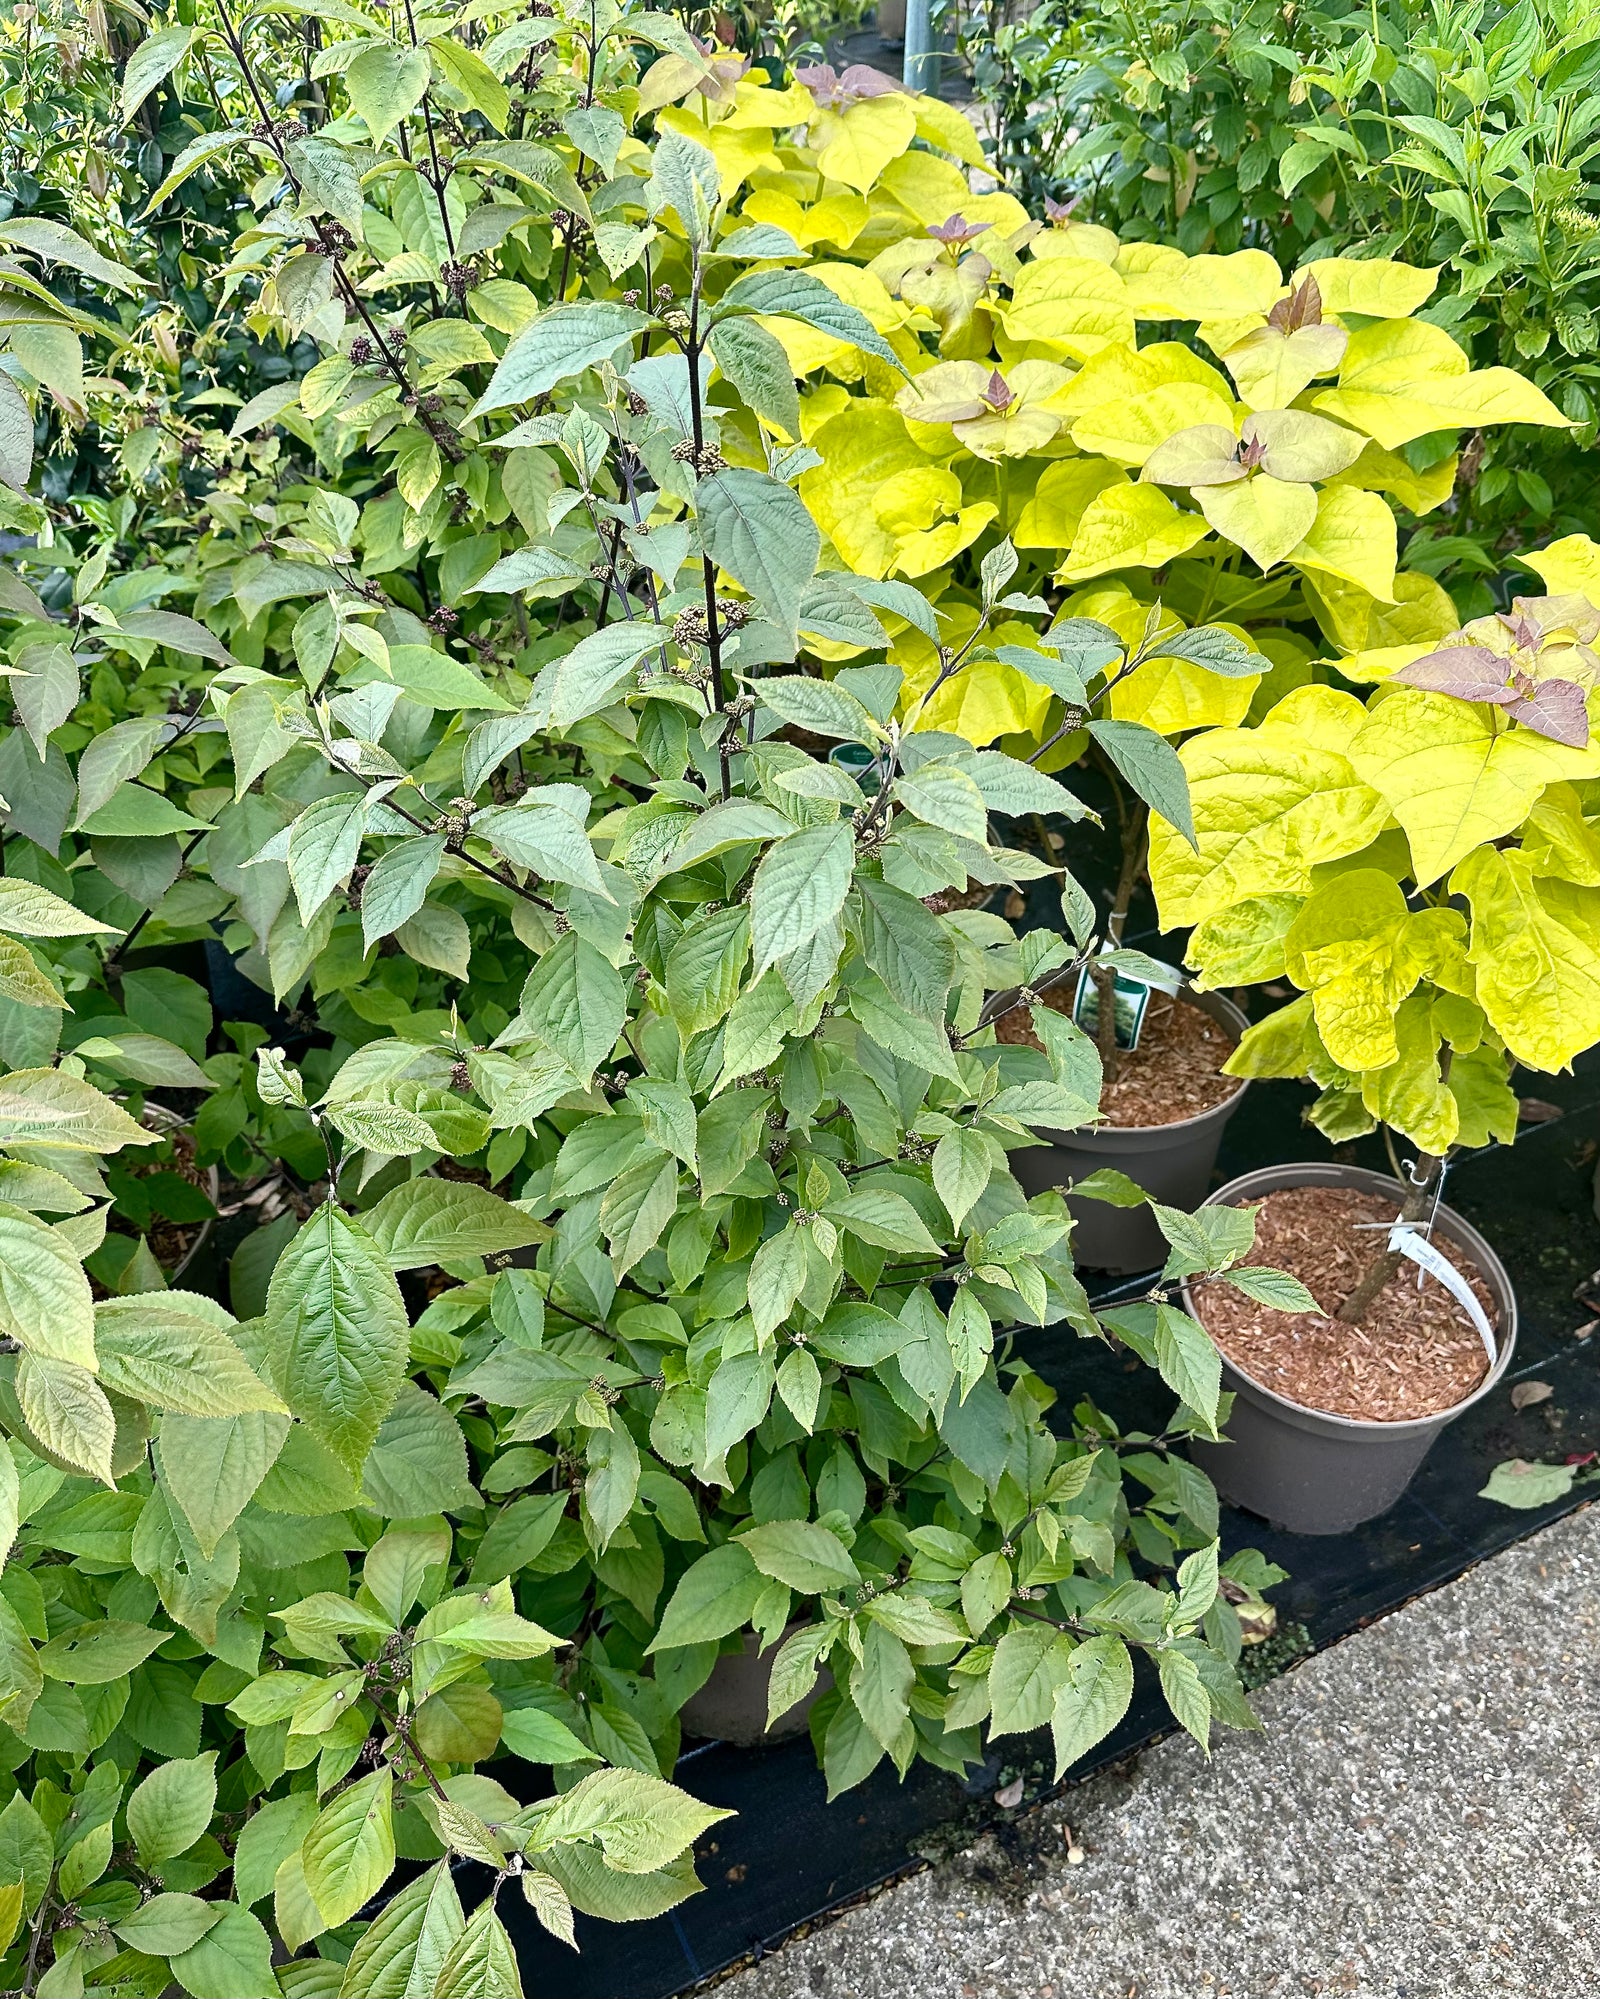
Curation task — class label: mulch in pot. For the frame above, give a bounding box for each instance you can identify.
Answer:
[1190,1185,1496,1423]
[996,986,1243,1128]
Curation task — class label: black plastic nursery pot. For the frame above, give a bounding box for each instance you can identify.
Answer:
[679,1630,831,1750]
[1183,1162,1520,1536]
[1009,987,1251,1274]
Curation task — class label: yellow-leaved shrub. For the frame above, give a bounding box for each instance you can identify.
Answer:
[1146,539,1600,1153]
[649,68,1568,763]
[631,66,1600,1156]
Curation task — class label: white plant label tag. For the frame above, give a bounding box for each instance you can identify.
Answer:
[1388,1224,1497,1364]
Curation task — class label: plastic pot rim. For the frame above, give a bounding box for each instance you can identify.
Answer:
[1181,1160,1519,1440]
[1012,983,1252,1144]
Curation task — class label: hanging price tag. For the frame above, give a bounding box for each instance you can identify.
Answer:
[1388,1224,1498,1365]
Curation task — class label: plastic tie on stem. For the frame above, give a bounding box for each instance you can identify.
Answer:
[1351,1159,1494,1363]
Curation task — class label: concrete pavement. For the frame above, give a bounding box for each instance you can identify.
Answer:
[716,1504,1600,1999]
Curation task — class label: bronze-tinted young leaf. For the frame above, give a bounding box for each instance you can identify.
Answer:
[1505,676,1590,747]
[1393,644,1514,703]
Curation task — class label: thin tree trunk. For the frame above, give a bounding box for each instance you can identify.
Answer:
[1093,804,1149,1086]
[1092,960,1120,1081]
[1336,1151,1443,1325]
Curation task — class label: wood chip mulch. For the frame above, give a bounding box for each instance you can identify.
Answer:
[996,987,1243,1129]
[1190,1186,1497,1423]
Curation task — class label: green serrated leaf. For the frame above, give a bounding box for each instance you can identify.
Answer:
[263,1205,409,1473]
[301,1766,394,1928]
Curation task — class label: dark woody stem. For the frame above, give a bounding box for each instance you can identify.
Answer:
[962,951,1091,1042]
[365,1687,452,1803]
[104,826,208,975]
[1091,960,1120,1081]
[683,262,731,801]
[401,0,458,261]
[1026,705,1086,765]
[387,798,555,909]
[612,428,675,682]
[212,0,462,462]
[1095,802,1148,1086]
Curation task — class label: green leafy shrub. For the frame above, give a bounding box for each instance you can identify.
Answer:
[0,0,315,532]
[0,7,1338,1993]
[950,0,1600,575]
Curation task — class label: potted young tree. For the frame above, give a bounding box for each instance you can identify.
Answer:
[1147,596,1600,1528]
[767,215,1564,1276]
[981,602,1262,1271]
[1180,1157,1517,1533]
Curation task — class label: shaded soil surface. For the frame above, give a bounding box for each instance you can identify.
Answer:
[107,1122,217,1280]
[1191,1185,1496,1422]
[996,987,1242,1129]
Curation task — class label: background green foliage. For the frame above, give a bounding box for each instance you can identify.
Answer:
[950,0,1600,576]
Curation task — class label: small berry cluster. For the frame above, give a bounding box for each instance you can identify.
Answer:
[669,440,727,475]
